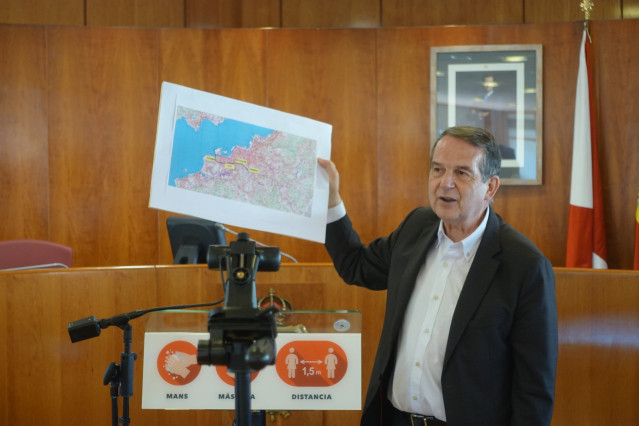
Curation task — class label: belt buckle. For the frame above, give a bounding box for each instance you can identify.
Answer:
[410,414,428,426]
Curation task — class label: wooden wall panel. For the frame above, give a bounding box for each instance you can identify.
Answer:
[186,0,281,28]
[281,0,380,28]
[524,0,621,23]
[47,27,161,267]
[239,0,281,28]
[0,0,84,26]
[590,20,639,268]
[266,29,378,260]
[0,26,49,240]
[382,0,523,26]
[1,0,639,28]
[159,29,267,107]
[186,0,234,27]
[87,0,184,27]
[376,27,432,235]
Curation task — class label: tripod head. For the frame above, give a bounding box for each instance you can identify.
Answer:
[197,232,281,371]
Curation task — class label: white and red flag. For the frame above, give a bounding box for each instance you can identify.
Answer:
[566,29,607,268]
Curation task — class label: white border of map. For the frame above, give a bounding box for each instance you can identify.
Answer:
[150,82,332,243]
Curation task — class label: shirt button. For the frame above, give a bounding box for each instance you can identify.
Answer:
[424,328,430,333]
[415,361,420,366]
[443,262,449,267]
[433,295,440,300]
[413,395,418,401]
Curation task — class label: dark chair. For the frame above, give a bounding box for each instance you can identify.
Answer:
[0,239,73,271]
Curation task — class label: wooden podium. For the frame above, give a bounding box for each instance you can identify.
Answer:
[0,264,638,425]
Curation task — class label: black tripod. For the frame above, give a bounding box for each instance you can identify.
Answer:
[198,232,281,426]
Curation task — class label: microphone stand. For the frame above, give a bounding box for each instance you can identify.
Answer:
[68,300,224,426]
[104,362,119,426]
[102,323,135,426]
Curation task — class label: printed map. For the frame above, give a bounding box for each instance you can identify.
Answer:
[169,106,317,217]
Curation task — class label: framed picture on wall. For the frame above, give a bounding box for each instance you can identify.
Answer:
[430,45,543,185]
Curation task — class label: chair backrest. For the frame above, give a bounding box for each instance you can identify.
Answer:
[0,239,73,271]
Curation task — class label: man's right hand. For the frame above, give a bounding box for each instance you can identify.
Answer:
[317,158,342,208]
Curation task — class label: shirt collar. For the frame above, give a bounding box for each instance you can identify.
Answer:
[436,207,490,260]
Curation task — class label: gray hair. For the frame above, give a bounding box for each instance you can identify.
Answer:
[431,126,501,182]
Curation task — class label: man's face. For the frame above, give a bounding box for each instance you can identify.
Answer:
[428,135,499,240]
[483,76,497,92]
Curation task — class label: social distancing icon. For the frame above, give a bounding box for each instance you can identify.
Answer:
[275,341,348,387]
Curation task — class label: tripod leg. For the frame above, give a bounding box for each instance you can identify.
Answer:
[104,362,120,426]
[234,371,252,426]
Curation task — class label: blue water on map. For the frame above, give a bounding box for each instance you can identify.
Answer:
[168,116,274,185]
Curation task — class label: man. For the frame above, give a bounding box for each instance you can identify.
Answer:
[318,126,557,425]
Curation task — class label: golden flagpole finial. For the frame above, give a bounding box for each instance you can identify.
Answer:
[580,0,594,38]
[580,0,594,20]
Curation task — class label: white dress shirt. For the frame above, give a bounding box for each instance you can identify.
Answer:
[326,202,347,224]
[389,208,489,420]
[326,203,489,420]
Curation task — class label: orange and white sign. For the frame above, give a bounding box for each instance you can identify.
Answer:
[157,340,201,385]
[276,341,348,387]
[142,332,361,410]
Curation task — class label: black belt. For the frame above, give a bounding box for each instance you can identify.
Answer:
[393,409,447,426]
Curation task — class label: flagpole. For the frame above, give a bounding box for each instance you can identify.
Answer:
[566,0,608,269]
[580,0,594,39]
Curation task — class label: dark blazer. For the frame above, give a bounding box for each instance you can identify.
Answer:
[325,207,558,426]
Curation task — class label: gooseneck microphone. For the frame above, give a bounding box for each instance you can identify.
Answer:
[67,300,223,343]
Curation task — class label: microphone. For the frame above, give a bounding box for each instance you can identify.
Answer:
[68,311,150,343]
[67,300,223,343]
[214,223,298,263]
[67,315,102,343]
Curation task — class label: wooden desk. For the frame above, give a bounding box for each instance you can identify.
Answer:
[553,268,639,424]
[0,265,637,425]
